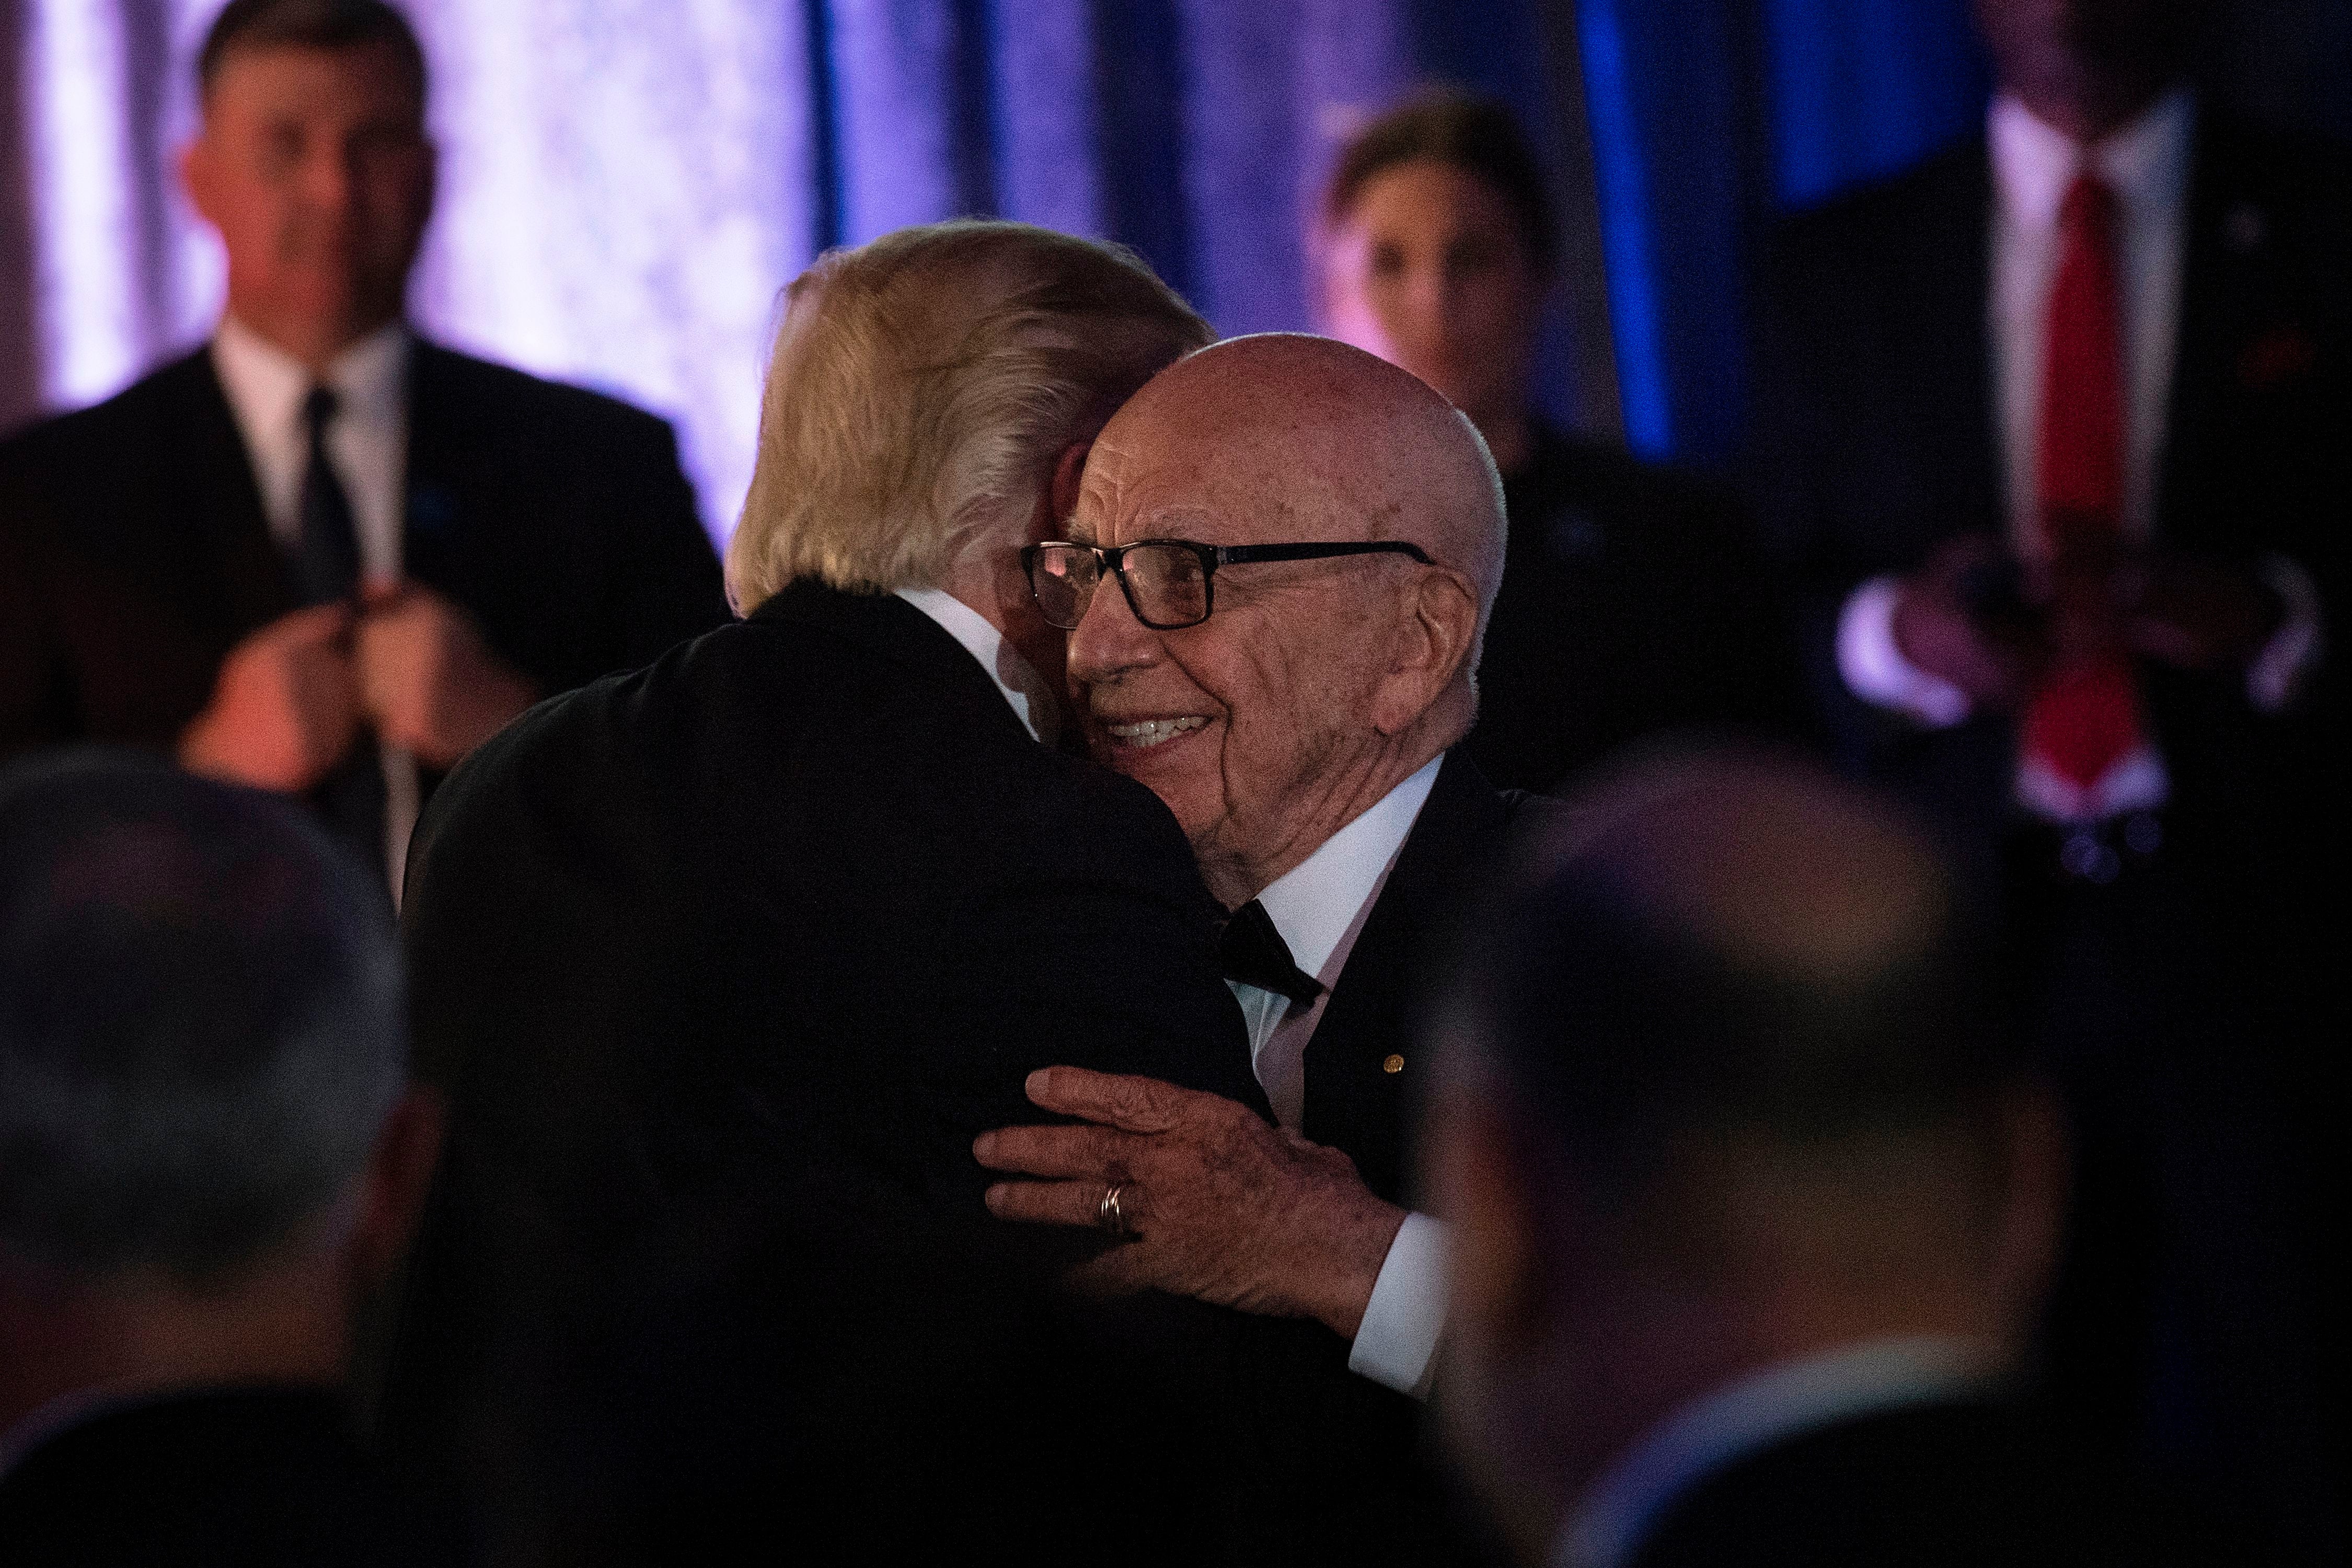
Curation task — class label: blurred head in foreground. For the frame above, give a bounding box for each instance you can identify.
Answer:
[0,751,440,1440]
[1421,748,2066,1564]
[727,220,1213,705]
[1316,92,1554,472]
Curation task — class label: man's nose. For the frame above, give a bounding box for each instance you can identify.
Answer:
[1065,564,1158,683]
[297,147,357,215]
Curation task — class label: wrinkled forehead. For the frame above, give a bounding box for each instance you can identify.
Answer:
[1073,403,1356,547]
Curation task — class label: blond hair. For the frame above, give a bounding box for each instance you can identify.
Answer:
[726,221,1213,613]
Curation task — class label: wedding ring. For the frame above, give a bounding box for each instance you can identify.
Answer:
[1097,1182,1129,1237]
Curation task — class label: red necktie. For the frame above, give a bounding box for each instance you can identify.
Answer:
[2021,172,2146,799]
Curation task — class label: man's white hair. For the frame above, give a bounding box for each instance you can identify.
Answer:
[726,220,1213,614]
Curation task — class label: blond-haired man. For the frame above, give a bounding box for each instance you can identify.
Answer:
[380,222,1266,1564]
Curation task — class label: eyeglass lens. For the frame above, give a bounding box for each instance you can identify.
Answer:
[1030,544,1210,629]
[1029,546,1099,628]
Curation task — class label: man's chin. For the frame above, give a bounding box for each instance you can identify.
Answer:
[1090,715,1216,779]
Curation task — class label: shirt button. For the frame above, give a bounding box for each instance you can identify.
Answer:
[1381,1053,1405,1075]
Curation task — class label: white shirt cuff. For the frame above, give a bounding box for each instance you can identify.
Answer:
[1346,1211,1448,1400]
[1837,576,1973,728]
[2249,555,2325,713]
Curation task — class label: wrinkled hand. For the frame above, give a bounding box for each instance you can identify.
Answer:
[1890,534,2049,713]
[179,602,362,791]
[975,1067,1406,1339]
[2126,556,2284,672]
[355,582,537,768]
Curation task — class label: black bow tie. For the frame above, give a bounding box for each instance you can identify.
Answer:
[1220,899,1325,1009]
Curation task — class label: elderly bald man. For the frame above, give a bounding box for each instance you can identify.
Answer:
[978,332,1536,1563]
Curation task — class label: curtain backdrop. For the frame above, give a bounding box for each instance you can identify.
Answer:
[3,1,2345,530]
[0,0,1558,540]
[1574,0,2349,467]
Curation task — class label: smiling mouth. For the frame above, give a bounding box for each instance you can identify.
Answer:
[1100,716,1209,749]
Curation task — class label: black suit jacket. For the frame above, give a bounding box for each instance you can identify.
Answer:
[0,339,729,769]
[1630,1400,2204,1568]
[1220,751,1554,1567]
[0,1388,456,1566]
[380,582,1269,1564]
[1467,425,1812,794]
[1305,750,1550,1205]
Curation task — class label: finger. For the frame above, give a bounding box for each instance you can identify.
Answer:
[972,1122,1136,1181]
[1024,1066,1208,1134]
[1063,1247,1158,1300]
[276,600,355,646]
[984,1178,1121,1229]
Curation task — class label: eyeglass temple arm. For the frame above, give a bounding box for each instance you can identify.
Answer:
[1211,541,1433,566]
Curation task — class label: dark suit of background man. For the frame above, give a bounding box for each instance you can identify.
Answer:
[1751,0,2346,1552]
[0,751,448,1565]
[1315,93,1809,795]
[1423,749,2203,1568]
[377,221,1272,1566]
[0,0,728,895]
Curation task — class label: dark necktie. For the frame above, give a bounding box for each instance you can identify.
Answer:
[296,385,363,604]
[1220,899,1324,1009]
[293,384,386,872]
[2021,172,2146,801]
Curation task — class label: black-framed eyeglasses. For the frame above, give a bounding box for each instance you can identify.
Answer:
[1020,538,1434,631]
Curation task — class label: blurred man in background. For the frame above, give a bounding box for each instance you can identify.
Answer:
[0,0,728,896]
[1421,748,2203,1568]
[1316,93,1807,792]
[0,751,446,1565]
[1753,0,2346,1550]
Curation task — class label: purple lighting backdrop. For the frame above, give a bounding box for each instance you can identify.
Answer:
[0,0,1560,543]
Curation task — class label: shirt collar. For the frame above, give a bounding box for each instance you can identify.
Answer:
[893,586,1059,746]
[1254,754,1444,983]
[212,316,410,441]
[1557,1334,2006,1568]
[1988,87,2195,238]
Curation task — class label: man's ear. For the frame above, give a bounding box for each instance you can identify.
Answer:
[1370,567,1479,735]
[178,137,218,229]
[1048,441,1091,531]
[344,1086,446,1292]
[419,137,441,223]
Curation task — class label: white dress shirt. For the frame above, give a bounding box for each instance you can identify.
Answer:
[212,316,411,570]
[210,317,421,893]
[1836,91,2322,821]
[1555,1335,2006,1568]
[1228,754,1449,1399]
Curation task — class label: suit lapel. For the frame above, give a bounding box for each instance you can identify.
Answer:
[2154,111,2327,557]
[1907,147,2003,543]
[1300,751,1509,1203]
[169,348,292,638]
[400,340,468,586]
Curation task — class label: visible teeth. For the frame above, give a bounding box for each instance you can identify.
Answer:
[1104,716,1207,748]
